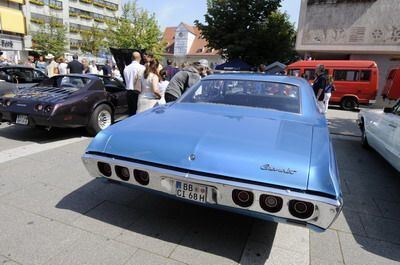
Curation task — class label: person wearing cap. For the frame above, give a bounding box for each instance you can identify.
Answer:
[164,60,208,103]
[313,64,327,113]
[45,54,59,77]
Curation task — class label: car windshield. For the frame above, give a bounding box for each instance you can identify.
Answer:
[38,76,90,90]
[180,79,301,113]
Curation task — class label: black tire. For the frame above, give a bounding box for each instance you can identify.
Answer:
[340,97,358,111]
[86,104,113,136]
[360,120,369,148]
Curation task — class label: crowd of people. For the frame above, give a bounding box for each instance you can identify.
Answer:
[123,51,210,115]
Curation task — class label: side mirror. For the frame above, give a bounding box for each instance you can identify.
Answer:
[383,107,393,113]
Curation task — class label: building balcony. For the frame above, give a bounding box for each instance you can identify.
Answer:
[29,0,45,6]
[30,17,45,24]
[49,4,63,10]
[80,0,93,4]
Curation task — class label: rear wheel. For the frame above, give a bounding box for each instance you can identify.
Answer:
[86,104,113,136]
[340,97,358,111]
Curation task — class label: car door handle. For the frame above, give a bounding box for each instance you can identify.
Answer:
[389,124,397,128]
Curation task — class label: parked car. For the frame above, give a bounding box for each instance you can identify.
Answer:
[0,65,48,95]
[287,60,378,110]
[0,74,128,135]
[382,66,400,101]
[82,74,343,231]
[358,100,400,172]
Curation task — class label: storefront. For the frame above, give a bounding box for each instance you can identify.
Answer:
[0,4,26,64]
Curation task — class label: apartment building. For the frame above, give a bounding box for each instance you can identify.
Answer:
[24,0,122,53]
[0,0,26,63]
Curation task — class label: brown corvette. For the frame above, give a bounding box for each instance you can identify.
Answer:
[0,74,128,135]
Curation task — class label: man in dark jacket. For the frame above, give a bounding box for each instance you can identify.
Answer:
[313,64,327,112]
[164,60,208,102]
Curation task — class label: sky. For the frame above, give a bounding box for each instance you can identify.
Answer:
[125,0,301,30]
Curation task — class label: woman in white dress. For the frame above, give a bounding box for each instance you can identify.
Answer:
[137,60,162,113]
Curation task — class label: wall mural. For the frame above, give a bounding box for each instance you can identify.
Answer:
[301,0,400,46]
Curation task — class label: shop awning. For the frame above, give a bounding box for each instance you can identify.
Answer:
[9,0,24,4]
[0,6,25,34]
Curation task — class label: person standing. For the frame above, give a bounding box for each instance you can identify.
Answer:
[313,64,327,113]
[35,55,47,73]
[82,58,90,74]
[45,54,58,78]
[58,57,68,75]
[25,56,35,68]
[102,60,112,76]
[67,54,84,74]
[89,60,98,74]
[158,68,169,105]
[164,61,208,102]
[323,75,335,114]
[136,60,162,113]
[123,51,145,116]
[165,59,178,81]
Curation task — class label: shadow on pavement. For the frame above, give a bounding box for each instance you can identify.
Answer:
[0,124,88,144]
[56,179,277,264]
[334,138,400,262]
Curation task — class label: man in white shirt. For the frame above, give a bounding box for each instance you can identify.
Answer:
[124,51,145,116]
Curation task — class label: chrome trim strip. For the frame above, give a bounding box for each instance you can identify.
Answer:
[82,153,343,230]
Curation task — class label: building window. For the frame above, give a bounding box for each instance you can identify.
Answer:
[49,0,62,10]
[196,48,203,53]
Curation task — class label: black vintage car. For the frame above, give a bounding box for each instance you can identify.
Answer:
[0,74,128,135]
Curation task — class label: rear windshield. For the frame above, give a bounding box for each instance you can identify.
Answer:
[38,76,91,90]
[180,79,301,113]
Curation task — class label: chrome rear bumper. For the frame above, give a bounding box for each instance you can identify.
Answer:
[82,153,343,231]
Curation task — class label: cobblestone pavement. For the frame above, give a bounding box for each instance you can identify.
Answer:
[0,107,399,265]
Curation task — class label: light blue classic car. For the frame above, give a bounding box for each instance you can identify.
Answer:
[82,74,343,231]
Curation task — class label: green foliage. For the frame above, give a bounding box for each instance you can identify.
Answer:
[80,24,106,55]
[31,16,67,57]
[195,0,297,65]
[107,1,165,57]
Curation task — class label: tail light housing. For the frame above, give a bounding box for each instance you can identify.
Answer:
[97,162,112,177]
[115,166,130,181]
[134,169,149,185]
[288,200,314,219]
[34,104,43,111]
[232,189,254,207]
[44,105,53,113]
[259,194,283,213]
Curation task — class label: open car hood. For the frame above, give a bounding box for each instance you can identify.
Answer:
[88,104,314,191]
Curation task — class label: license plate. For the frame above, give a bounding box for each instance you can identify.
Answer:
[16,115,28,125]
[175,180,207,203]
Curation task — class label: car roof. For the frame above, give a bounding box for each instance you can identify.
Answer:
[288,60,377,68]
[203,73,310,87]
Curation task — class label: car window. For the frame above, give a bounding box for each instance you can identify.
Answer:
[288,69,300,77]
[33,70,47,82]
[333,70,359,81]
[0,70,9,81]
[303,69,315,81]
[100,76,125,91]
[360,70,371,81]
[5,68,35,83]
[180,79,301,114]
[38,76,90,90]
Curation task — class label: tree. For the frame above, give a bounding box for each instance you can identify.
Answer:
[107,1,165,57]
[195,0,297,65]
[80,24,106,55]
[31,16,67,57]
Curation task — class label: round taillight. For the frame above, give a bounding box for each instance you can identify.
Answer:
[259,194,283,213]
[134,169,149,185]
[288,200,314,219]
[5,100,11,107]
[232,189,254,207]
[115,166,130,181]
[97,162,112,177]
[35,104,43,111]
[44,105,52,112]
